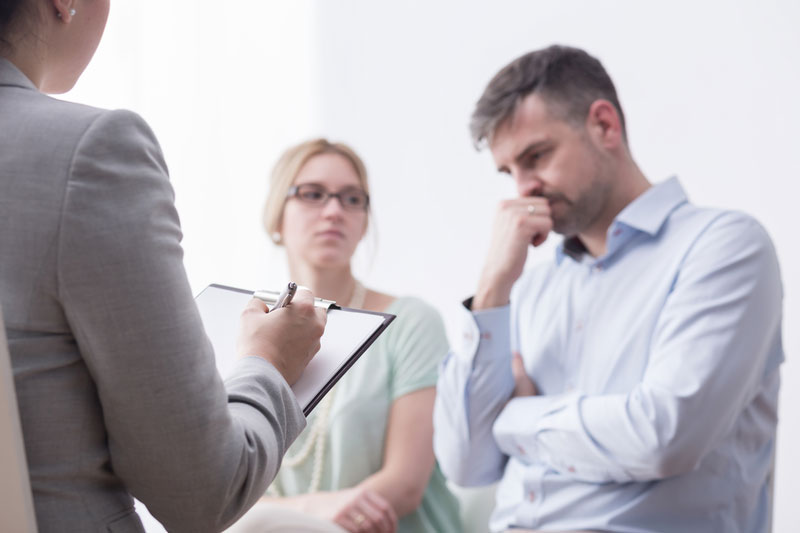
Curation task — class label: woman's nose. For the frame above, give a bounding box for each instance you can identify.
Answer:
[320,195,346,216]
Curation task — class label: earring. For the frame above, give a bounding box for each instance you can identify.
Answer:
[56,9,77,19]
[271,232,282,244]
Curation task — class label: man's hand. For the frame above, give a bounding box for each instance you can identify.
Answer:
[473,197,552,310]
[511,351,537,398]
[236,289,326,385]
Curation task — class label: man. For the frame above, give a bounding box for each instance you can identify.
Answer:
[433,45,783,532]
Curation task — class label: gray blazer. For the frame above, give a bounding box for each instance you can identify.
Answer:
[0,58,305,532]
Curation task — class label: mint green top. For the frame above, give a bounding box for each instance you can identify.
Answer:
[269,297,460,533]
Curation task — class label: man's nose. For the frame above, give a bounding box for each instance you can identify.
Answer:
[514,171,543,197]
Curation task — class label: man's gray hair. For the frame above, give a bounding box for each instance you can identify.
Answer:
[470,45,627,149]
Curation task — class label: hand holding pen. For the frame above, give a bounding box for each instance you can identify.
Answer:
[237,282,327,385]
[273,281,297,310]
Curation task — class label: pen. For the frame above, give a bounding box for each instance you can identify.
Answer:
[254,288,336,310]
[273,281,297,309]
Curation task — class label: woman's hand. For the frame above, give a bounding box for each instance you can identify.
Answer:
[236,289,326,385]
[314,487,398,533]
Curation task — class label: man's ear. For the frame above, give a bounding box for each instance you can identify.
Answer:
[586,99,624,150]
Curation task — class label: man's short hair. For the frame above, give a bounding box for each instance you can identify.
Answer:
[470,45,627,148]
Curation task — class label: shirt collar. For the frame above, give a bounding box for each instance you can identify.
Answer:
[556,177,688,264]
[615,176,687,236]
[0,57,37,91]
[557,236,588,264]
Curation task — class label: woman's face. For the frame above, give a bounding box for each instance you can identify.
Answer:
[280,152,369,270]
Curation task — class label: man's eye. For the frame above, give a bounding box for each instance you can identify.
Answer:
[525,153,541,166]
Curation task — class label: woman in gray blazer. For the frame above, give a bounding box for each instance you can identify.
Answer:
[0,1,326,531]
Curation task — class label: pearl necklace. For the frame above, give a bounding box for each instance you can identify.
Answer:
[275,279,368,494]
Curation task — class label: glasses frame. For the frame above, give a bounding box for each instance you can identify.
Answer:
[286,183,370,212]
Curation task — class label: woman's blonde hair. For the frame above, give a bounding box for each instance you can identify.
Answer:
[263,138,370,244]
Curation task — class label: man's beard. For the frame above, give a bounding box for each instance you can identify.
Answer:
[550,164,612,237]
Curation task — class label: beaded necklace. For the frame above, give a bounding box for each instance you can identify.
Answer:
[275,279,368,494]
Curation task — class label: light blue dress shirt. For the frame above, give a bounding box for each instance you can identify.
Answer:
[434,178,783,532]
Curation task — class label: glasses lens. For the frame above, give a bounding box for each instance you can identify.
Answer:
[340,189,368,210]
[291,184,369,211]
[295,184,327,204]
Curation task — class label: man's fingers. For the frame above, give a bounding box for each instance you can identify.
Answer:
[504,197,551,215]
[531,231,549,247]
[511,351,525,376]
[511,351,538,397]
[502,199,553,246]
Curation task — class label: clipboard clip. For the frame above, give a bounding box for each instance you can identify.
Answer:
[253,289,337,310]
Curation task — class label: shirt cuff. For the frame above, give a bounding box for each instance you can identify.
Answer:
[455,296,511,366]
[492,393,576,463]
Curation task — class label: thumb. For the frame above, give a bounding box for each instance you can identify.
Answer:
[511,351,537,397]
[511,351,525,376]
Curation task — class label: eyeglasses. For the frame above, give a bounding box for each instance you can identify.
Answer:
[287,183,370,212]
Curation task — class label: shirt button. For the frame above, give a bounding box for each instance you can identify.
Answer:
[575,320,584,332]
[528,491,536,501]
[594,263,603,272]
[568,466,576,473]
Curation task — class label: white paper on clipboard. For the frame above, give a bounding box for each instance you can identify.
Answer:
[195,284,395,415]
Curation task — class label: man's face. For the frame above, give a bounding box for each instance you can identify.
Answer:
[489,93,613,237]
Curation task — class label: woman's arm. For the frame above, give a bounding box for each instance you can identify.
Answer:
[358,387,436,516]
[258,297,447,532]
[258,387,436,532]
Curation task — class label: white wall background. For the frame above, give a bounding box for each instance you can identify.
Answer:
[66,1,798,531]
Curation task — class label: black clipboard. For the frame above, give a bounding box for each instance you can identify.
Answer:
[195,284,395,416]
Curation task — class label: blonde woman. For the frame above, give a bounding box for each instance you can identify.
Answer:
[236,139,460,533]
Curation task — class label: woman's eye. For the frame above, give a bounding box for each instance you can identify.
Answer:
[301,190,324,201]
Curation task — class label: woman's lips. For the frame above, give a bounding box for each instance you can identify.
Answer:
[315,229,345,239]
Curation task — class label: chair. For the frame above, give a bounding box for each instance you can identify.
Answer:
[448,481,497,533]
[0,306,38,532]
